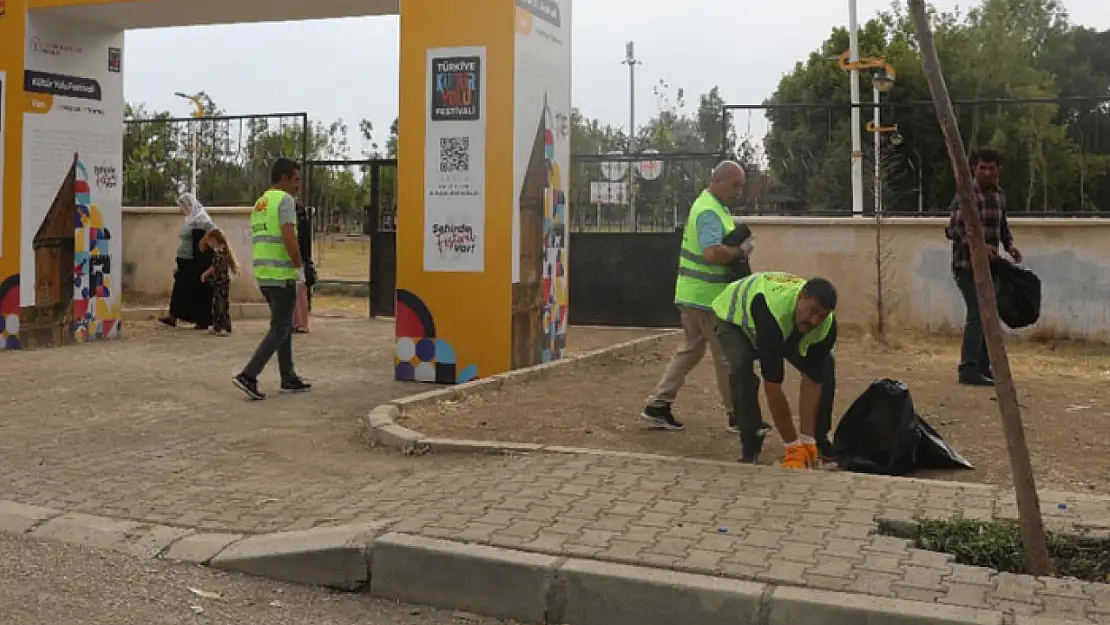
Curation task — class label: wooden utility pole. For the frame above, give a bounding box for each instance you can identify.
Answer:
[906,0,1050,576]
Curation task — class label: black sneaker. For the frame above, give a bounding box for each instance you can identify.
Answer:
[640,404,684,431]
[233,373,265,401]
[280,377,313,394]
[958,371,994,387]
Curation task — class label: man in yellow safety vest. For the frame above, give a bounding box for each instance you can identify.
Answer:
[233,158,311,400]
[640,160,766,434]
[713,272,838,468]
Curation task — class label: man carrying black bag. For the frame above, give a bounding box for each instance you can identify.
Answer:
[944,148,1022,387]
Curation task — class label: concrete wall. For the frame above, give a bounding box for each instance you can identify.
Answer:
[123,207,265,303]
[122,208,1110,341]
[741,216,1110,341]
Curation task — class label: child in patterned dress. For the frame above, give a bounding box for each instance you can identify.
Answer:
[199,229,240,337]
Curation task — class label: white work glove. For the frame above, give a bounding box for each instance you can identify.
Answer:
[740,235,756,256]
[296,267,306,283]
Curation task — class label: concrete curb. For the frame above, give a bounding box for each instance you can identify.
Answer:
[122,304,270,323]
[209,521,393,590]
[360,331,678,455]
[365,533,1020,625]
[0,501,1087,625]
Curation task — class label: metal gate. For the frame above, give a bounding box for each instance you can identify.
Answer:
[366,162,398,318]
[303,158,397,317]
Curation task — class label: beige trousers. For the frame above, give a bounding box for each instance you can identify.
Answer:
[645,306,732,409]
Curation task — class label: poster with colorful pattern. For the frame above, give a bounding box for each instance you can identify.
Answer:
[16,13,123,347]
[512,0,571,365]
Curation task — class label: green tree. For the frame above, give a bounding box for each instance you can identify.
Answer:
[763,0,1110,214]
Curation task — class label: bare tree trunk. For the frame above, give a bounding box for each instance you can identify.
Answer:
[906,0,1051,576]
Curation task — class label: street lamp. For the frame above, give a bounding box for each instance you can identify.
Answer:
[837,53,898,216]
[622,42,641,230]
[174,91,206,198]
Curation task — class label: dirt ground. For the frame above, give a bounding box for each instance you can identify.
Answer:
[403,328,1110,494]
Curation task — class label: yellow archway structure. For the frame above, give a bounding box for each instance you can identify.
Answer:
[0,0,572,384]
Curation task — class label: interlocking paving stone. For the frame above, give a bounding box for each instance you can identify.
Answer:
[5,318,1110,621]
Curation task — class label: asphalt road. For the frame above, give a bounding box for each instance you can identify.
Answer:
[0,533,516,625]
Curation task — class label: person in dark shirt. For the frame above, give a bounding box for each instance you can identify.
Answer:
[713,273,838,468]
[944,148,1022,387]
[293,201,316,332]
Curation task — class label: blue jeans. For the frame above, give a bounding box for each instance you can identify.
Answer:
[954,269,991,376]
[242,283,297,381]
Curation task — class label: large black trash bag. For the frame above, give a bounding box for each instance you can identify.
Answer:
[993,258,1041,330]
[833,379,973,477]
[722,223,753,280]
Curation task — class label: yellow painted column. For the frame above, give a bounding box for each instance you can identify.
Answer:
[395,0,572,384]
[397,0,572,384]
[0,0,27,350]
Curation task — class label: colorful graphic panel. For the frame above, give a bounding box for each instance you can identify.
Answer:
[394,288,478,384]
[71,156,120,343]
[7,12,123,349]
[512,0,571,368]
[0,274,21,349]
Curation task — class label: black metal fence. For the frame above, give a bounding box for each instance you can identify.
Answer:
[122,112,309,207]
[303,158,397,236]
[723,97,1110,216]
[303,158,397,284]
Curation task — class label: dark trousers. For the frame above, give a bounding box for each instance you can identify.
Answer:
[954,269,992,376]
[242,283,297,381]
[715,321,836,450]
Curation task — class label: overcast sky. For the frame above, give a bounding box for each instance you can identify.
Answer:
[123,0,1109,155]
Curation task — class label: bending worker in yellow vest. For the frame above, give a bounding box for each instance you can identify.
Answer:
[713,271,838,468]
[641,161,760,432]
[233,158,312,400]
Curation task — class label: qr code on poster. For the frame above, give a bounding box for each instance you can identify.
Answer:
[439,137,470,173]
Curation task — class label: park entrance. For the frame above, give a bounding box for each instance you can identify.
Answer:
[0,0,573,385]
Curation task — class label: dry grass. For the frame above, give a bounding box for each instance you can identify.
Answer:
[313,236,370,281]
[402,325,1110,494]
[312,294,369,317]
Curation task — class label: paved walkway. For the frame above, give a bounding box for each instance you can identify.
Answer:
[4,319,1110,623]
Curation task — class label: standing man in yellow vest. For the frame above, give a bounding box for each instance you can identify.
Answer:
[713,272,838,468]
[233,158,311,400]
[641,161,762,432]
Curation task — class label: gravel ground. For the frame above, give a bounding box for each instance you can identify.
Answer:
[0,533,517,625]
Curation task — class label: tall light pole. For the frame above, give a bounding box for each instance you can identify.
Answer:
[837,53,898,214]
[870,67,895,216]
[848,0,864,217]
[622,41,641,230]
[840,53,898,338]
[174,91,205,197]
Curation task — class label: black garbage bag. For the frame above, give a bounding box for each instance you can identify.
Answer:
[722,223,753,281]
[833,378,973,477]
[993,259,1041,330]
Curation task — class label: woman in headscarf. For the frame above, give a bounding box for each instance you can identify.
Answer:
[159,193,217,329]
